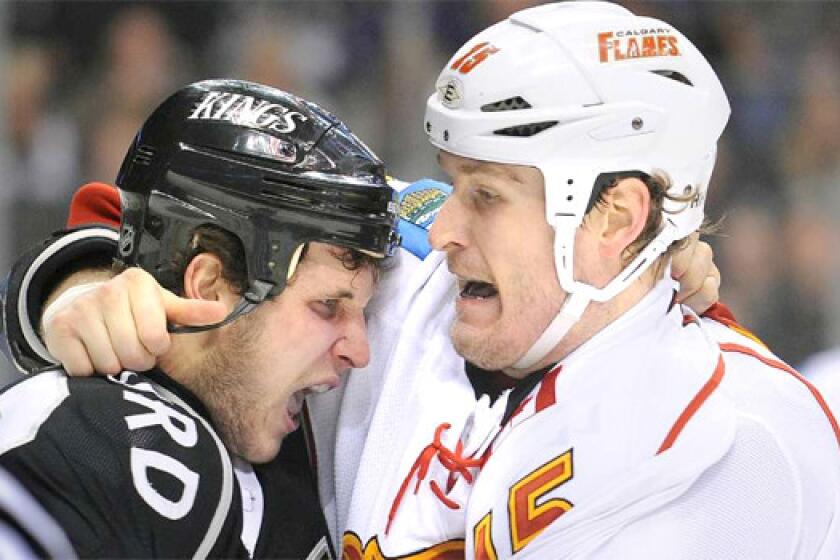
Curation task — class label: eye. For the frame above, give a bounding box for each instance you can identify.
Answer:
[474,187,499,204]
[311,299,339,319]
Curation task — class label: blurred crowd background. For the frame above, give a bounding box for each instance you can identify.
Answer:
[1,1,840,385]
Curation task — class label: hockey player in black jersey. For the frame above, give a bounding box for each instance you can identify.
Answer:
[0,80,399,558]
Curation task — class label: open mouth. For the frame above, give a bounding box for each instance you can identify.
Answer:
[288,383,338,418]
[460,280,499,299]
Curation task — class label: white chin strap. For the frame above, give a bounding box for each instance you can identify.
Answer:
[512,222,678,371]
[513,290,591,370]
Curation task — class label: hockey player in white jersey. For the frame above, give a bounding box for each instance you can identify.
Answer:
[395,1,840,558]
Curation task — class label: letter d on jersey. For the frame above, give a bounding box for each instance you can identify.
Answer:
[131,448,199,520]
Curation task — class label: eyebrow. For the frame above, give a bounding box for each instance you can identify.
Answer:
[439,152,523,183]
[325,290,354,300]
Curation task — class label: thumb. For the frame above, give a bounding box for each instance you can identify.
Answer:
[160,288,229,327]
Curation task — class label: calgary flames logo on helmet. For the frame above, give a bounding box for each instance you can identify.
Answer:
[597,28,681,63]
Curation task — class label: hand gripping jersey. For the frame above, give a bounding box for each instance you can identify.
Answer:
[451,279,840,559]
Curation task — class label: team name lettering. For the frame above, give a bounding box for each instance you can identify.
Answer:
[598,30,680,63]
[124,389,200,520]
[188,91,308,133]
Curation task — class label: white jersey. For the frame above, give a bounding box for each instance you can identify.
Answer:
[800,347,840,415]
[307,180,479,557]
[458,279,840,559]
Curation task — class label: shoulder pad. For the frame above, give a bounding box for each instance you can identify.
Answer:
[391,179,452,260]
[1,226,118,374]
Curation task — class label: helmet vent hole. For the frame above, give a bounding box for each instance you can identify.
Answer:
[481,96,532,112]
[133,145,157,166]
[651,70,693,86]
[493,121,558,137]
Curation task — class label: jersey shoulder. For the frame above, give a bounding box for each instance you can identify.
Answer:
[0,370,243,558]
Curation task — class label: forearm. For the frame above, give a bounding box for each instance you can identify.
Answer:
[1,226,119,373]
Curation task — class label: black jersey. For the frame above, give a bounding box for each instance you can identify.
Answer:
[0,368,331,559]
[0,467,77,558]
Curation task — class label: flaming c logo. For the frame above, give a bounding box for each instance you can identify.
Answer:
[450,42,500,74]
[342,532,464,560]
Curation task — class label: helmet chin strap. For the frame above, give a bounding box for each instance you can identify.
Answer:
[513,226,593,370]
[512,221,678,371]
[512,290,591,370]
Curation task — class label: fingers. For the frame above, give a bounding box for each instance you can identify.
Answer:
[128,269,171,357]
[672,237,721,314]
[102,272,158,372]
[42,266,233,377]
[43,268,170,376]
[45,291,122,375]
[670,232,700,281]
[161,290,228,329]
[680,263,721,314]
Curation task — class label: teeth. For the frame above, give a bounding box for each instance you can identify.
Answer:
[309,384,332,394]
[288,391,304,416]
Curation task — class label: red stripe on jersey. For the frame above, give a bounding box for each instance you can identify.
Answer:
[702,302,737,323]
[535,365,563,413]
[704,303,767,347]
[720,342,840,450]
[657,354,725,455]
[509,396,533,424]
[682,314,699,327]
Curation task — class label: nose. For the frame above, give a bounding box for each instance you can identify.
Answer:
[428,195,468,253]
[333,314,371,369]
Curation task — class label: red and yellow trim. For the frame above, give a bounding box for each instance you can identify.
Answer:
[473,513,498,560]
[508,449,574,553]
[342,532,464,560]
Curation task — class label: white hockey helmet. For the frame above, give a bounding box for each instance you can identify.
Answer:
[425,1,730,368]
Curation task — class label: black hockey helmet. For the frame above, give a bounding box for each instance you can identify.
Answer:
[115,80,400,329]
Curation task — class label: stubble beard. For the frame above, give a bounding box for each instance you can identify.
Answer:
[451,277,562,371]
[191,314,272,462]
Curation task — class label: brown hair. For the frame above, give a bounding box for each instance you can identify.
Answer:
[115,224,381,296]
[590,172,713,265]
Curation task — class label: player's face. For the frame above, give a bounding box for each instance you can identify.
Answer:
[431,151,566,374]
[202,242,375,463]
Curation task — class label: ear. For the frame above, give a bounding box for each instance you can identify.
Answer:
[182,253,240,311]
[593,177,650,260]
